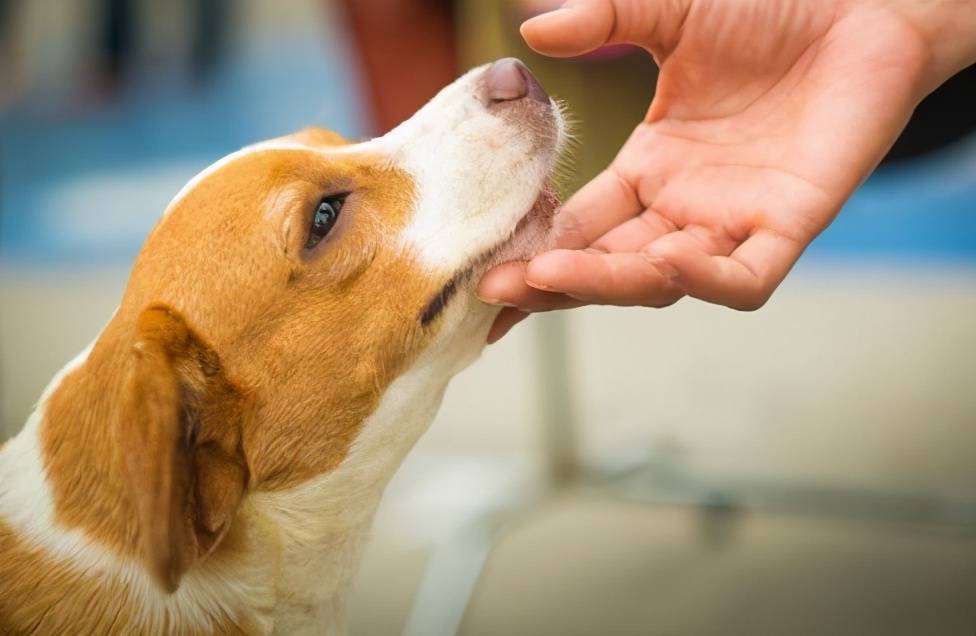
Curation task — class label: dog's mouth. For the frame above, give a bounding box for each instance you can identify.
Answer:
[419,183,559,326]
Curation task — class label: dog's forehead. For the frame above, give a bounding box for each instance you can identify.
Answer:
[164,127,357,215]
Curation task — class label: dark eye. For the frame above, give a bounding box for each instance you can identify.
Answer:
[305,195,345,250]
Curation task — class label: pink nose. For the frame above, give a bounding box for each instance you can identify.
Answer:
[483,58,549,104]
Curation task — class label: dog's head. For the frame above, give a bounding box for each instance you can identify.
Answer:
[108,59,565,591]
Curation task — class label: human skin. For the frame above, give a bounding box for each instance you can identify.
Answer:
[479,0,976,342]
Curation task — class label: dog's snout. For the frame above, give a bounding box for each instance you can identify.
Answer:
[483,58,549,105]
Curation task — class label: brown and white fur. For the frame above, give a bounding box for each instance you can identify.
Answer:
[0,59,565,634]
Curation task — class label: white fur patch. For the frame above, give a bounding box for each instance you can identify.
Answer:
[383,65,564,273]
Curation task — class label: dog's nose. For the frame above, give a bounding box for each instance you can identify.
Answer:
[483,58,549,105]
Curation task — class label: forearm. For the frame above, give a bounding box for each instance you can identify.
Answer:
[886,0,976,95]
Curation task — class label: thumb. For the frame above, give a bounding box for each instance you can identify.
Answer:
[521,0,690,58]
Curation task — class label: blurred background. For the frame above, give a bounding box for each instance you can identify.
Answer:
[1,1,975,634]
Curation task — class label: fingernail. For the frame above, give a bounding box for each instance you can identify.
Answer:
[478,295,517,307]
[523,4,571,25]
[535,1,570,14]
[525,279,557,292]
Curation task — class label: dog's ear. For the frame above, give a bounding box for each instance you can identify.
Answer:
[117,305,248,593]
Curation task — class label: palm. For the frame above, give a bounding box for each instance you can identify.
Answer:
[630,3,917,249]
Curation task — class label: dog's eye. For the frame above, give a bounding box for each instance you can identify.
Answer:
[305,196,345,250]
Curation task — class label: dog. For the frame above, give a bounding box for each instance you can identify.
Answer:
[0,58,566,634]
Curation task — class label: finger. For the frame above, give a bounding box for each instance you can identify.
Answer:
[479,261,587,312]
[590,208,678,253]
[520,0,619,58]
[521,0,690,58]
[525,249,684,307]
[553,168,643,249]
[487,308,529,344]
[646,230,806,311]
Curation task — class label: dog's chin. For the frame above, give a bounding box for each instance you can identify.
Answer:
[485,182,560,269]
[427,181,558,327]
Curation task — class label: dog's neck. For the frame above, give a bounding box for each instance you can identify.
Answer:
[0,324,469,634]
[243,341,462,633]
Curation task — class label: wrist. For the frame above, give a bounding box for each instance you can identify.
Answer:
[883,0,976,96]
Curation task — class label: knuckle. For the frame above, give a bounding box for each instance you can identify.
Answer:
[729,291,770,312]
[646,290,684,309]
[554,214,588,245]
[650,297,681,309]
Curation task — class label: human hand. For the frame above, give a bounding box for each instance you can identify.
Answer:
[480,0,976,342]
